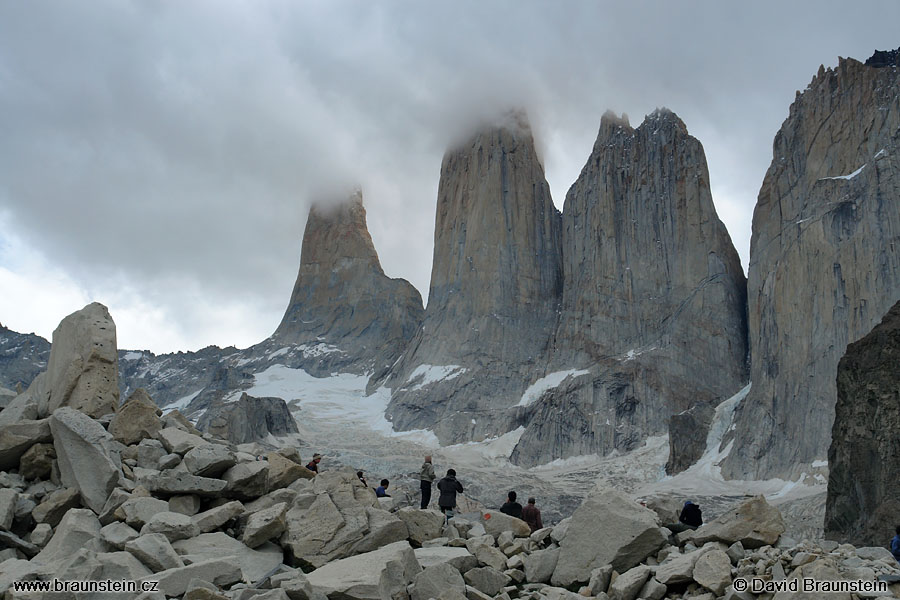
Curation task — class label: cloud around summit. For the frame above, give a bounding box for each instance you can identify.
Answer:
[1,1,898,352]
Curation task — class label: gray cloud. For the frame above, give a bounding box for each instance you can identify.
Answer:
[1,1,898,352]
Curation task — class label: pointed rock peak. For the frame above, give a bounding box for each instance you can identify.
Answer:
[599,109,632,131]
[639,108,689,135]
[301,188,381,270]
[865,47,900,68]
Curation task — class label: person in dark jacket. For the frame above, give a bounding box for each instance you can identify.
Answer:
[375,479,390,497]
[679,501,703,528]
[306,453,322,473]
[891,525,900,565]
[437,468,463,516]
[521,497,543,532]
[420,455,436,509]
[357,471,368,487]
[500,491,523,519]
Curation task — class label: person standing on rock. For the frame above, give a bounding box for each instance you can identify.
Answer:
[306,453,322,473]
[521,497,543,532]
[500,491,523,519]
[892,525,900,565]
[419,455,436,509]
[437,468,463,519]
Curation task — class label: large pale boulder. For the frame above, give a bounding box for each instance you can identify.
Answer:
[140,511,200,542]
[692,495,785,548]
[222,461,269,500]
[411,562,466,600]
[266,452,308,489]
[0,419,51,471]
[192,500,244,533]
[608,565,651,600]
[692,548,732,596]
[109,389,162,445]
[0,489,17,529]
[463,567,510,597]
[397,508,446,544]
[184,444,236,478]
[242,502,288,548]
[125,533,185,572]
[654,547,710,585]
[172,532,283,583]
[117,496,169,528]
[142,471,228,497]
[281,492,366,568]
[49,406,123,513]
[305,540,422,600]
[480,510,531,538]
[140,557,242,597]
[157,427,209,456]
[43,302,119,418]
[33,508,101,565]
[413,547,478,572]
[522,546,559,584]
[552,489,666,587]
[32,487,81,527]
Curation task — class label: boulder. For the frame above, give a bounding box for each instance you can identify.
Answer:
[552,488,666,586]
[33,508,101,565]
[607,565,651,600]
[100,521,141,550]
[131,438,167,468]
[397,508,446,544]
[141,511,200,542]
[125,532,185,572]
[655,547,709,585]
[18,442,55,480]
[692,496,785,548]
[184,445,236,478]
[305,540,422,600]
[142,471,228,497]
[49,407,122,513]
[28,523,53,547]
[352,506,410,554]
[118,496,170,528]
[411,562,466,600]
[692,548,732,595]
[414,547,478,572]
[463,567,510,597]
[169,494,202,516]
[0,418,52,471]
[474,544,508,571]
[158,427,209,456]
[222,461,269,500]
[0,488,17,530]
[266,452,307,489]
[637,578,667,600]
[522,546,559,584]
[587,565,612,596]
[173,532,283,583]
[0,530,39,558]
[193,500,244,533]
[109,388,162,445]
[197,393,299,444]
[43,302,119,418]
[242,502,288,548]
[141,557,243,597]
[32,486,81,527]
[480,511,531,538]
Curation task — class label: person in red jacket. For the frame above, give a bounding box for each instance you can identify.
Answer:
[521,497,543,532]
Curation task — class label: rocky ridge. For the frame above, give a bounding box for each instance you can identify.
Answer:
[723,53,900,480]
[825,299,900,547]
[509,110,748,469]
[385,112,564,444]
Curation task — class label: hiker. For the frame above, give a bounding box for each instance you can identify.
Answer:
[521,497,543,532]
[420,455,436,509]
[892,525,900,565]
[679,500,703,528]
[375,479,391,497]
[437,468,463,517]
[357,470,368,487]
[500,490,523,519]
[305,453,322,473]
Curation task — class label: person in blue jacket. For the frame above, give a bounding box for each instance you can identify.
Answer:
[891,525,900,565]
[375,479,391,498]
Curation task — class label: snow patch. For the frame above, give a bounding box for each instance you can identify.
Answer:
[811,459,828,468]
[405,364,467,391]
[268,347,290,359]
[443,427,526,462]
[298,342,342,358]
[517,369,590,407]
[819,164,866,181]
[163,389,202,415]
[123,351,143,361]
[874,149,886,159]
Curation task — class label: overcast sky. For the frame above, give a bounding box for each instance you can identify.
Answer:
[1,1,897,354]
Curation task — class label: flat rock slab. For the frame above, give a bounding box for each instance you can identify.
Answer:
[306,540,421,600]
[693,495,785,549]
[141,557,242,597]
[173,532,283,583]
[414,547,478,572]
[142,471,228,497]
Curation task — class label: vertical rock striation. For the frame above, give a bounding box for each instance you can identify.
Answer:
[825,300,900,547]
[273,190,424,378]
[510,110,748,468]
[385,112,563,443]
[723,53,900,479]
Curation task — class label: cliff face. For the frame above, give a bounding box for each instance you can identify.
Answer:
[509,110,748,468]
[722,55,900,480]
[274,190,424,377]
[385,113,564,443]
[825,300,900,547]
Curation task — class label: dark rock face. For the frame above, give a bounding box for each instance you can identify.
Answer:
[196,392,299,444]
[385,112,563,444]
[0,326,49,392]
[865,47,900,68]
[825,300,900,547]
[509,110,748,468]
[723,56,900,480]
[666,402,715,475]
[274,190,424,379]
